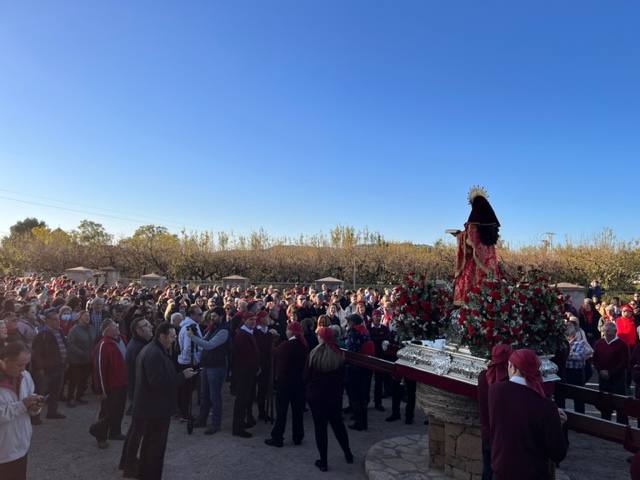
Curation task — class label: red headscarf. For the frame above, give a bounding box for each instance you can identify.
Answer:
[509,349,545,397]
[317,326,340,354]
[486,344,512,385]
[287,320,308,347]
[256,310,269,323]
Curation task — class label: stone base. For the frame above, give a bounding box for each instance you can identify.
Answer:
[427,416,483,479]
[365,434,571,480]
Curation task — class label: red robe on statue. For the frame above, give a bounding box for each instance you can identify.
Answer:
[453,223,500,305]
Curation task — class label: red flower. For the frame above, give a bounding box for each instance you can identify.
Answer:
[489,290,501,300]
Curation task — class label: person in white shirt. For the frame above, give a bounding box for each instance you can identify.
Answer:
[176,306,203,420]
[0,341,44,480]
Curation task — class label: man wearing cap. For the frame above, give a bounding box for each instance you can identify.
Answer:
[31,308,67,420]
[231,312,259,438]
[488,349,567,480]
[90,318,127,448]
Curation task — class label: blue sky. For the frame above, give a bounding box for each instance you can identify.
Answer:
[1,1,638,246]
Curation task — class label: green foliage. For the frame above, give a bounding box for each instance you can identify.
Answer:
[9,217,47,237]
[0,221,638,292]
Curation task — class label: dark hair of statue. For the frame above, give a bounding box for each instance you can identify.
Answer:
[477,224,500,247]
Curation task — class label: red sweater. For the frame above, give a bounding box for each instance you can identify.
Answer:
[616,317,637,347]
[593,337,629,378]
[93,335,127,394]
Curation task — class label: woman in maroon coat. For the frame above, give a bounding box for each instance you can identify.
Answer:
[306,327,353,472]
[489,349,567,480]
[477,344,512,480]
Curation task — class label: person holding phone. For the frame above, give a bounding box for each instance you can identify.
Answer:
[0,341,45,480]
[119,322,197,480]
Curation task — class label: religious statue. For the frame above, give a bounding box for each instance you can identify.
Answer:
[449,187,501,305]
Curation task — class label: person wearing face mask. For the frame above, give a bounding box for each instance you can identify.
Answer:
[65,310,94,407]
[58,306,74,335]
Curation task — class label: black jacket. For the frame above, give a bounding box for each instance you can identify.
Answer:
[126,336,149,400]
[132,339,185,419]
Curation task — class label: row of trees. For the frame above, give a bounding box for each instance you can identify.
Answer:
[1,218,639,290]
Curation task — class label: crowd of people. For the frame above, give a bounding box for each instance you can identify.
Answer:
[1,274,639,480]
[0,275,416,479]
[559,289,640,423]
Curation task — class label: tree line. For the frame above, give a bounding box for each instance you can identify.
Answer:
[1,218,639,291]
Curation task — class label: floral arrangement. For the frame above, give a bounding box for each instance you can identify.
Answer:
[392,272,454,341]
[457,274,565,358]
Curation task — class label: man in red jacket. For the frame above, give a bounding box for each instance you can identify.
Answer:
[91,319,127,448]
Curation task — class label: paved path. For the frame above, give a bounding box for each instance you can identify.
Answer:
[28,388,630,480]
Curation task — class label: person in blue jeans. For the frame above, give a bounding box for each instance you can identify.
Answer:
[187,307,229,435]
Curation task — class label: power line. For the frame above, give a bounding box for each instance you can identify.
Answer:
[0,194,201,231]
[0,188,174,224]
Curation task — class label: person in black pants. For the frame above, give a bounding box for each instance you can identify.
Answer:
[368,309,391,411]
[306,327,354,472]
[231,313,259,438]
[344,314,375,431]
[119,322,196,479]
[265,321,308,447]
[386,378,416,424]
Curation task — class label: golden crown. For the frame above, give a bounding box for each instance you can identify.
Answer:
[468,185,488,204]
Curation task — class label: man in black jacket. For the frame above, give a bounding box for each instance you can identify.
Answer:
[119,322,197,480]
[31,308,67,420]
[124,317,153,413]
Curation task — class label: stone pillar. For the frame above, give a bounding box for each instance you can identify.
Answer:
[417,384,483,480]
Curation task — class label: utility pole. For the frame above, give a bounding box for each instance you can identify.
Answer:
[542,232,555,249]
[353,257,356,289]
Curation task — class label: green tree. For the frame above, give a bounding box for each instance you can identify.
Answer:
[9,217,47,237]
[74,220,113,246]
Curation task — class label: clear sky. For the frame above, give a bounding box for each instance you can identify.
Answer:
[1,2,638,246]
